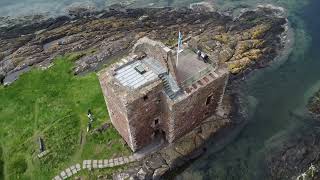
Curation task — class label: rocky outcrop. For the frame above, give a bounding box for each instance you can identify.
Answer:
[266,129,320,180]
[196,7,287,75]
[308,90,320,118]
[266,91,320,180]
[0,5,287,85]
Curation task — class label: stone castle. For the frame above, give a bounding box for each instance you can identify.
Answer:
[99,37,229,152]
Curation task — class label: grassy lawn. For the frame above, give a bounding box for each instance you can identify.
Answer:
[0,56,130,179]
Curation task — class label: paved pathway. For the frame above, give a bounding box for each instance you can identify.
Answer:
[52,155,141,180]
[53,135,164,179]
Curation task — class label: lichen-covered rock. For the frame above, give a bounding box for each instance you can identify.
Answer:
[308,90,320,118]
[0,5,287,84]
[219,47,234,62]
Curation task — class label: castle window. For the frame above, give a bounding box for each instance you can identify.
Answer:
[143,95,149,101]
[197,127,202,134]
[206,95,213,106]
[155,119,159,126]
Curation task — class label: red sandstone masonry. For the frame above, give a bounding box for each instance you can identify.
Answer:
[126,82,163,151]
[165,71,229,143]
[98,38,230,152]
[99,71,133,149]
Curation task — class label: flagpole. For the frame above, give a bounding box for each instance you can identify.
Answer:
[176,31,181,67]
[176,40,180,67]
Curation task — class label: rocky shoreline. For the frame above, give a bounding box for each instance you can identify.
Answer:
[0,3,287,85]
[0,2,290,179]
[265,90,320,180]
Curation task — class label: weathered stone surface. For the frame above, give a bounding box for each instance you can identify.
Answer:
[160,147,186,169]
[76,163,81,168]
[153,165,169,180]
[137,168,148,180]
[60,171,66,177]
[92,163,98,169]
[0,5,286,87]
[144,154,166,170]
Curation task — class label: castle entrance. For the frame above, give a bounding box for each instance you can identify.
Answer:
[153,129,166,142]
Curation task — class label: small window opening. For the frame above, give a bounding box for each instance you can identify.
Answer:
[197,127,202,134]
[155,119,159,126]
[143,95,149,101]
[206,95,213,105]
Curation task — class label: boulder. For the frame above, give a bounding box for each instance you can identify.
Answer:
[152,165,169,180]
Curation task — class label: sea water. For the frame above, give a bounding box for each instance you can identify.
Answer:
[177,0,320,179]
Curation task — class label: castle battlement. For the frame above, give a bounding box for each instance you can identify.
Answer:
[99,37,229,151]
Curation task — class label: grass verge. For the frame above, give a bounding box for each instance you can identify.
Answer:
[0,56,130,179]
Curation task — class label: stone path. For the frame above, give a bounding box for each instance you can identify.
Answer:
[52,133,164,179]
[52,155,141,180]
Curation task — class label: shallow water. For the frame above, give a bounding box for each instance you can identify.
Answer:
[0,0,319,179]
[177,0,320,179]
[0,0,201,18]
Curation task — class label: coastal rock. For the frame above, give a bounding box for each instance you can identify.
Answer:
[308,90,320,118]
[153,165,169,180]
[0,6,287,84]
[160,147,186,169]
[266,91,320,179]
[266,129,320,179]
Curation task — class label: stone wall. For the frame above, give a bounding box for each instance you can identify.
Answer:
[134,43,168,69]
[126,83,164,151]
[133,37,179,81]
[167,71,229,143]
[99,72,133,149]
[159,92,171,142]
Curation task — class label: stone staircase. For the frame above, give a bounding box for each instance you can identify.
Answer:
[158,73,176,99]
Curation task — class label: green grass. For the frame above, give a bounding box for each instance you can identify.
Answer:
[0,146,4,180]
[0,56,130,179]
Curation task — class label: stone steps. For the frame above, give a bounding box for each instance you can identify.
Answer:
[159,73,176,99]
[53,155,140,180]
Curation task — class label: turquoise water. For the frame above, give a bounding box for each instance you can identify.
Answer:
[0,0,319,179]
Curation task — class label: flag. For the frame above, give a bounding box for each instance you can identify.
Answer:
[178,31,183,50]
[176,31,183,66]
